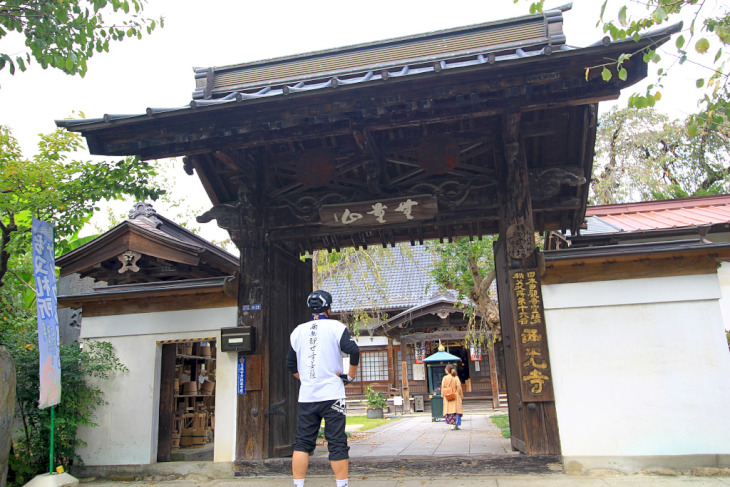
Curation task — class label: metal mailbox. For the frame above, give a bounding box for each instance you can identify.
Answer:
[220,326,255,353]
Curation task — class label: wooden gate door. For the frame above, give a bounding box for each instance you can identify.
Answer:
[267,245,312,457]
[157,343,176,462]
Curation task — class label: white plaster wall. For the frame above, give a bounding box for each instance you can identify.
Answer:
[355,336,389,348]
[543,274,730,457]
[717,262,730,332]
[76,306,237,466]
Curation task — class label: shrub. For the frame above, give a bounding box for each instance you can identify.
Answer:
[2,324,126,487]
[364,385,387,410]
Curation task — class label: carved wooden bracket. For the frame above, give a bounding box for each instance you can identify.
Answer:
[197,202,264,249]
[118,251,141,273]
[197,202,243,230]
[529,168,587,201]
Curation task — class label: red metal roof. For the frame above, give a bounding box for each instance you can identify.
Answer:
[585,195,730,232]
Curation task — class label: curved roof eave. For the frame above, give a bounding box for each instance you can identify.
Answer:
[55,22,681,138]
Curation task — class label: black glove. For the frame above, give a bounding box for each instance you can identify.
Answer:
[339,374,354,385]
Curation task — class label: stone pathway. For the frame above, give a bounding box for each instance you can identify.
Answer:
[314,412,513,458]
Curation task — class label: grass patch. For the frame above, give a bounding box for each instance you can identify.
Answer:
[347,415,403,432]
[317,415,402,438]
[491,414,511,438]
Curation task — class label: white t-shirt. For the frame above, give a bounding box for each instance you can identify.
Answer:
[290,318,347,402]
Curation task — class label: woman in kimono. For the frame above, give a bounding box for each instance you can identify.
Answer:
[441,363,464,430]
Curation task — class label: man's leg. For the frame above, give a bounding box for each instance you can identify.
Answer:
[323,399,349,482]
[292,451,309,479]
[292,402,321,486]
[330,458,349,480]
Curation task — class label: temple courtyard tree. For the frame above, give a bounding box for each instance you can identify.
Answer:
[0,0,162,76]
[429,237,501,347]
[591,106,730,205]
[0,125,165,289]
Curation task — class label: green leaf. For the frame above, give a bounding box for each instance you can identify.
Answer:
[618,6,627,26]
[695,38,710,54]
[696,78,705,88]
[618,67,628,81]
[602,67,612,81]
[676,35,685,49]
[687,122,698,136]
[652,6,668,23]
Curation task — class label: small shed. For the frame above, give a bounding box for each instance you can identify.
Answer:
[423,347,462,396]
[56,203,240,467]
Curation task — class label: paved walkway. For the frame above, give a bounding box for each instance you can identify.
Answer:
[338,411,512,457]
[76,411,730,486]
[84,476,730,486]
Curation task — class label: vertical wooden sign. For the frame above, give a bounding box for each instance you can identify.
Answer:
[401,360,410,410]
[509,268,554,402]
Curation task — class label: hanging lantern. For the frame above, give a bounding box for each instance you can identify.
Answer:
[470,342,483,361]
[414,342,425,364]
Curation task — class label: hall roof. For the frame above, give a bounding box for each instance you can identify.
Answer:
[585,195,730,233]
[57,202,238,284]
[321,244,456,313]
[568,195,730,246]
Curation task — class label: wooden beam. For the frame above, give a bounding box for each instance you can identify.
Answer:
[75,292,236,317]
[543,252,723,285]
[399,330,468,343]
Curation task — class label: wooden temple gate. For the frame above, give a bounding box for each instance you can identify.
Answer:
[57,6,678,458]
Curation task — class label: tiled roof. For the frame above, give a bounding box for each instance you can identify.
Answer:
[55,13,681,133]
[582,195,730,235]
[57,8,568,130]
[321,244,455,313]
[57,202,238,273]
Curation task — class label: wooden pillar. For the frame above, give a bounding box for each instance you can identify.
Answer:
[387,338,395,389]
[488,342,500,409]
[401,345,410,412]
[229,178,270,461]
[156,344,176,462]
[236,237,268,460]
[495,112,561,455]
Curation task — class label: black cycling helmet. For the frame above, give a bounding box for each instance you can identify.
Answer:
[307,290,332,313]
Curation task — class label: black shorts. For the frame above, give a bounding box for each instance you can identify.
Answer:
[293,398,349,461]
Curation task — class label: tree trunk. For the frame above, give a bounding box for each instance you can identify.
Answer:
[0,346,16,487]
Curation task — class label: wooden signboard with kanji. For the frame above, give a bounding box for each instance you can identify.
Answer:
[508,268,554,402]
[319,195,438,229]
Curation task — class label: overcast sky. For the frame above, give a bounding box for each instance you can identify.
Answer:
[0,0,717,244]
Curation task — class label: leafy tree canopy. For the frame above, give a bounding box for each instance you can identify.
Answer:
[0,0,162,76]
[0,124,165,289]
[519,0,730,125]
[428,236,500,346]
[591,106,730,204]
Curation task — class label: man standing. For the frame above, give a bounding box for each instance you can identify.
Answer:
[287,290,360,487]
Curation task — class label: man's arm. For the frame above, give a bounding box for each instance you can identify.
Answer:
[286,343,299,380]
[339,328,360,380]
